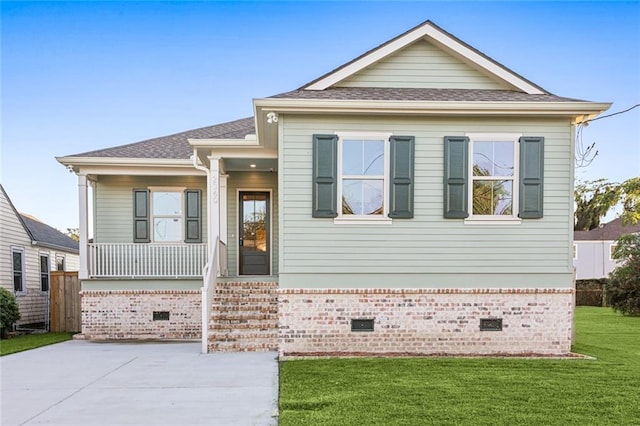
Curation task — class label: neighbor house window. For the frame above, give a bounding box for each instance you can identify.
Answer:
[469,135,519,218]
[56,255,65,271]
[40,254,50,292]
[338,133,390,218]
[573,244,578,260]
[12,247,25,293]
[609,244,617,261]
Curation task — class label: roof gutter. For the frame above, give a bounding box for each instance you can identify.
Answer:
[254,98,612,120]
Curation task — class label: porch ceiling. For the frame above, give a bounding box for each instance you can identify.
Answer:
[223,158,278,172]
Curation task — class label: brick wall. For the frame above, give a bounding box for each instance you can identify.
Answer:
[279,288,574,356]
[81,290,201,340]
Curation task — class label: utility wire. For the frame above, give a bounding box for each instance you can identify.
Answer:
[583,103,640,124]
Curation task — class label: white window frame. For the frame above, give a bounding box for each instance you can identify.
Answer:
[465,133,522,225]
[573,244,578,260]
[40,252,50,292]
[335,131,392,225]
[11,246,26,294]
[148,186,186,243]
[609,243,617,261]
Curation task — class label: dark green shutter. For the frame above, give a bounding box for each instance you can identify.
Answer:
[184,189,202,243]
[443,136,469,218]
[388,136,415,218]
[133,189,150,243]
[519,136,544,219]
[312,134,338,218]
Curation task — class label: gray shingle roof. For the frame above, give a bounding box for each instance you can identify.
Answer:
[72,116,255,159]
[270,88,585,103]
[20,215,79,253]
[574,217,640,241]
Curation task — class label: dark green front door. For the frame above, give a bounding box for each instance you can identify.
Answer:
[239,192,270,275]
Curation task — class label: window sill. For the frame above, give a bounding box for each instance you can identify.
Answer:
[333,217,393,225]
[464,217,522,225]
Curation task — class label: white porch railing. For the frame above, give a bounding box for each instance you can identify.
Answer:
[201,238,219,353]
[88,243,207,278]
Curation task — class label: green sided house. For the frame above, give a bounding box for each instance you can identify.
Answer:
[57,20,610,356]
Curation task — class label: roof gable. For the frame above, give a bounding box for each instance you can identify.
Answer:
[336,39,508,90]
[0,184,79,253]
[20,214,79,253]
[302,20,546,94]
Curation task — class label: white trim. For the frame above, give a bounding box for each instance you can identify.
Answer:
[335,132,391,222]
[466,133,521,221]
[304,22,544,94]
[236,188,273,276]
[10,246,26,294]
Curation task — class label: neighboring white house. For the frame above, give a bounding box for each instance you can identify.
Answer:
[1,184,79,327]
[574,217,640,280]
[58,20,610,356]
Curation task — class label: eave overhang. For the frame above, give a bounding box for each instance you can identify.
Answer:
[55,157,204,176]
[254,98,612,121]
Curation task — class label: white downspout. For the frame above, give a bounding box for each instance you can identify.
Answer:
[191,153,213,254]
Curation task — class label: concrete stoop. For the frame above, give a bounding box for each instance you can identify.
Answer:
[208,281,278,352]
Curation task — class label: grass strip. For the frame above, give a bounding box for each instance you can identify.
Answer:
[0,332,74,356]
[279,307,640,425]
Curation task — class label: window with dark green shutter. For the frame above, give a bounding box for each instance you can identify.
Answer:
[312,132,415,221]
[443,134,544,220]
[133,189,150,243]
[184,189,202,243]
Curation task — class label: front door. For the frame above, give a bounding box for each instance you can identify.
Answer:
[239,192,270,275]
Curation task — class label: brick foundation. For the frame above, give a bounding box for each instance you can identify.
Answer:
[81,290,201,340]
[278,288,574,356]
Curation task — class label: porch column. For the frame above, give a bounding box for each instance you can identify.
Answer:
[219,174,228,244]
[78,173,89,280]
[208,156,220,256]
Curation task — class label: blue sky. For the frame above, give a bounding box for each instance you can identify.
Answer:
[2,1,639,231]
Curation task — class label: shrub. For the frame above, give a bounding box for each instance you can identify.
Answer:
[606,233,640,316]
[0,287,21,338]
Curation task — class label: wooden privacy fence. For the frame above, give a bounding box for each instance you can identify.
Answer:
[50,271,81,333]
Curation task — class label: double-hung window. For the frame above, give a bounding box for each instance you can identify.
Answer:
[40,254,50,292]
[133,187,202,243]
[469,134,520,219]
[444,134,544,221]
[338,133,390,219]
[312,133,415,222]
[12,247,25,293]
[152,190,183,242]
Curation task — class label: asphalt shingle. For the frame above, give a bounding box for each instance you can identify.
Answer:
[72,117,255,159]
[270,88,585,103]
[20,215,79,253]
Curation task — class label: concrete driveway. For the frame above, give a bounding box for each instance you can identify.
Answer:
[1,340,278,425]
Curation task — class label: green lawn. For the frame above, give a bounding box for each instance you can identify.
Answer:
[279,307,640,425]
[0,332,74,356]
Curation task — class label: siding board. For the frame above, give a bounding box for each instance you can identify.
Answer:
[280,114,573,285]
